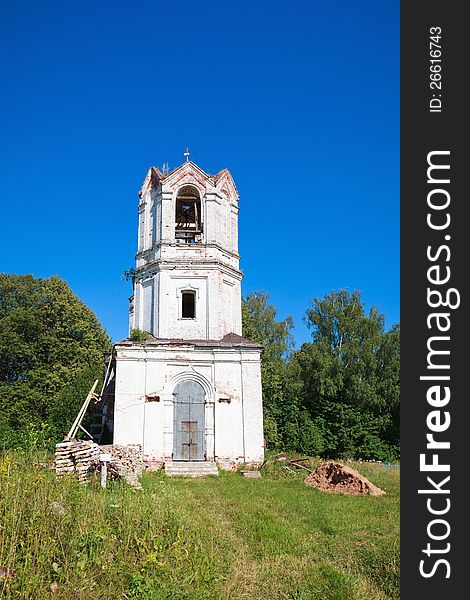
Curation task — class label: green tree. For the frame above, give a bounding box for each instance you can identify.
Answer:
[0,274,112,448]
[242,291,300,450]
[241,291,294,362]
[295,289,399,460]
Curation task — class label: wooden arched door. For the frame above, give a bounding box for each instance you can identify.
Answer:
[172,380,206,461]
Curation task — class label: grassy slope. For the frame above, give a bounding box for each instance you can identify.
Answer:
[0,454,399,600]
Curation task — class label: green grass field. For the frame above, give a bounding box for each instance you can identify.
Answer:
[0,453,399,599]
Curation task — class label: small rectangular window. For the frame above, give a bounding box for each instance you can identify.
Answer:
[182,291,196,318]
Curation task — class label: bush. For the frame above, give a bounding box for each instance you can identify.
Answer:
[129,328,148,342]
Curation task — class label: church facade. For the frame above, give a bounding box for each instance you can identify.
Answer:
[110,158,264,468]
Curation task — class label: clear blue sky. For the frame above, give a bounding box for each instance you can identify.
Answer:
[0,1,399,347]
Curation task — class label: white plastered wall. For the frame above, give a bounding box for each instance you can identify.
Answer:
[113,344,264,464]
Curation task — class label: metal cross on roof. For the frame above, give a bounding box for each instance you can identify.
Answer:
[184,147,190,161]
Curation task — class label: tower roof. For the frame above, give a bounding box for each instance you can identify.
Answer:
[140,160,239,199]
[114,332,262,348]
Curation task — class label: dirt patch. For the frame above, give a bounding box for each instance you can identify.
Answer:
[304,461,385,496]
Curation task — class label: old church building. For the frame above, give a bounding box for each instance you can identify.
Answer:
[107,156,264,472]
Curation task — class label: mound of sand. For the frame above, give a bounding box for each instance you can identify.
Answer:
[304,461,385,496]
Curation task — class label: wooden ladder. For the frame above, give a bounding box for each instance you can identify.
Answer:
[65,358,114,443]
[65,380,100,440]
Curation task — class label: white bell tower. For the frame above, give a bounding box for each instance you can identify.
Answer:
[129,156,242,341]
[112,154,264,469]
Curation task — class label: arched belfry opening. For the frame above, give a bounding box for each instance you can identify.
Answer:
[175,185,202,244]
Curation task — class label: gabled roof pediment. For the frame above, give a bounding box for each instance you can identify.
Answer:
[162,161,212,192]
[139,160,239,201]
[213,168,239,200]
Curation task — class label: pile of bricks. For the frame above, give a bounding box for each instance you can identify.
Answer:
[54,440,100,483]
[54,441,144,489]
[100,444,143,490]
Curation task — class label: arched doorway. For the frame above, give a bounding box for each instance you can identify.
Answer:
[172,380,206,461]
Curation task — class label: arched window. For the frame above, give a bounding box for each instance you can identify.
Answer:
[175,186,202,244]
[181,290,196,319]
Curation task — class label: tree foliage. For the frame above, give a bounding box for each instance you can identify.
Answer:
[295,290,399,459]
[242,292,298,450]
[242,291,294,363]
[242,289,400,461]
[0,274,112,448]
